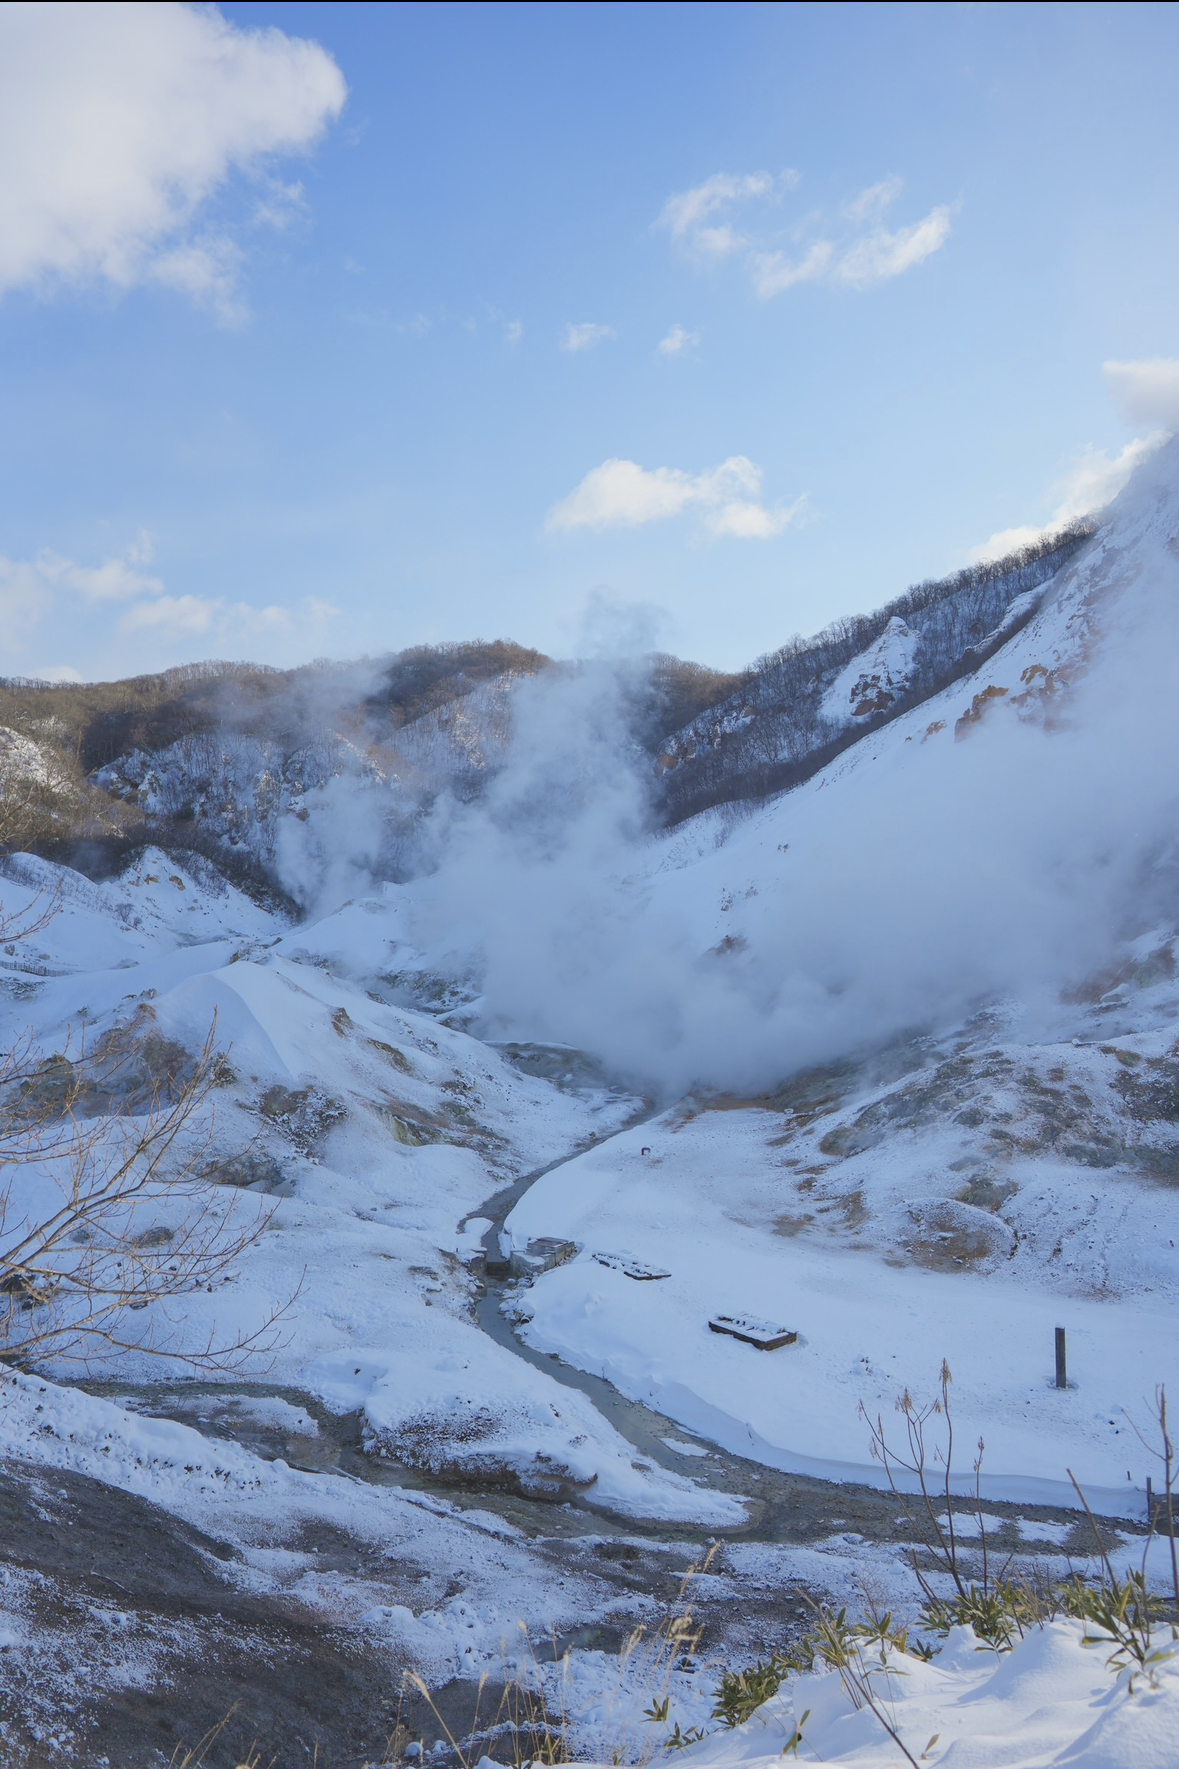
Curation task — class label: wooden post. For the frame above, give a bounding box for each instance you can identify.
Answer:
[1055,1326,1067,1390]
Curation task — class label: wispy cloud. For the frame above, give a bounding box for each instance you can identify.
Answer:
[658,171,796,260]
[120,593,302,637]
[657,323,700,357]
[34,533,163,601]
[1103,358,1179,429]
[561,321,616,353]
[0,3,346,323]
[145,236,248,327]
[831,205,952,288]
[968,361,1179,563]
[0,535,338,674]
[660,170,953,298]
[503,318,523,347]
[749,240,834,297]
[546,456,804,540]
[970,436,1161,563]
[842,176,904,223]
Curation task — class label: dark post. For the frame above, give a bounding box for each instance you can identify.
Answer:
[1055,1326,1067,1390]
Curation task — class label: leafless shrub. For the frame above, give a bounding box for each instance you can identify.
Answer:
[860,1358,999,1606]
[0,864,291,1373]
[0,1014,291,1372]
[1124,1384,1179,1612]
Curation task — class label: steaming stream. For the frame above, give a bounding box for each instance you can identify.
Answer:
[81,1105,1119,1558]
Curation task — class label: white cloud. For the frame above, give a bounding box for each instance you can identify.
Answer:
[750,240,835,298]
[120,592,224,634]
[658,171,795,258]
[0,536,165,666]
[833,206,953,288]
[0,535,339,677]
[561,321,616,353]
[970,436,1161,563]
[503,318,523,347]
[843,176,903,223]
[659,169,952,299]
[121,593,302,637]
[35,534,164,601]
[550,459,703,528]
[145,235,246,325]
[0,2,346,319]
[546,455,802,541]
[301,596,340,624]
[657,323,701,357]
[1103,359,1179,429]
[708,496,805,539]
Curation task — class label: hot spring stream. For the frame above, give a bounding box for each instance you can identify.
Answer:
[83,1110,1105,1557]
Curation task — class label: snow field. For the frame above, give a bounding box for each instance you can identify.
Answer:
[0,847,737,1524]
[507,1112,1179,1513]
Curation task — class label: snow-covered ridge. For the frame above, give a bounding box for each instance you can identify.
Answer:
[656,521,1093,821]
[1,529,1093,893]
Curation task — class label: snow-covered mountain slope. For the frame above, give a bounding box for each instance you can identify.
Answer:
[462,434,1179,1094]
[487,438,1179,1512]
[654,520,1092,822]
[89,671,535,885]
[4,447,1179,1764]
[0,845,747,1526]
[819,613,919,722]
[2,531,1095,891]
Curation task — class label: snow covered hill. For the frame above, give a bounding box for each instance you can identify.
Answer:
[485,437,1179,1516]
[654,519,1092,823]
[2,443,1179,1761]
[1,527,1093,893]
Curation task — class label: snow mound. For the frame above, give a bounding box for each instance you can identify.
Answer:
[307,1343,749,1526]
[673,1622,1179,1769]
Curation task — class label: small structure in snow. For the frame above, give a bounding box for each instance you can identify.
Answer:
[592,1251,671,1280]
[517,1237,578,1274]
[708,1313,797,1351]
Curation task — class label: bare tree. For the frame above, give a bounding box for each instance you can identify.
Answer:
[0,854,289,1374]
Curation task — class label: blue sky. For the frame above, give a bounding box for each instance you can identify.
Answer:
[1,1,1178,682]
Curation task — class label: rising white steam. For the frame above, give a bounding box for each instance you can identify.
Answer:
[289,441,1179,1098]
